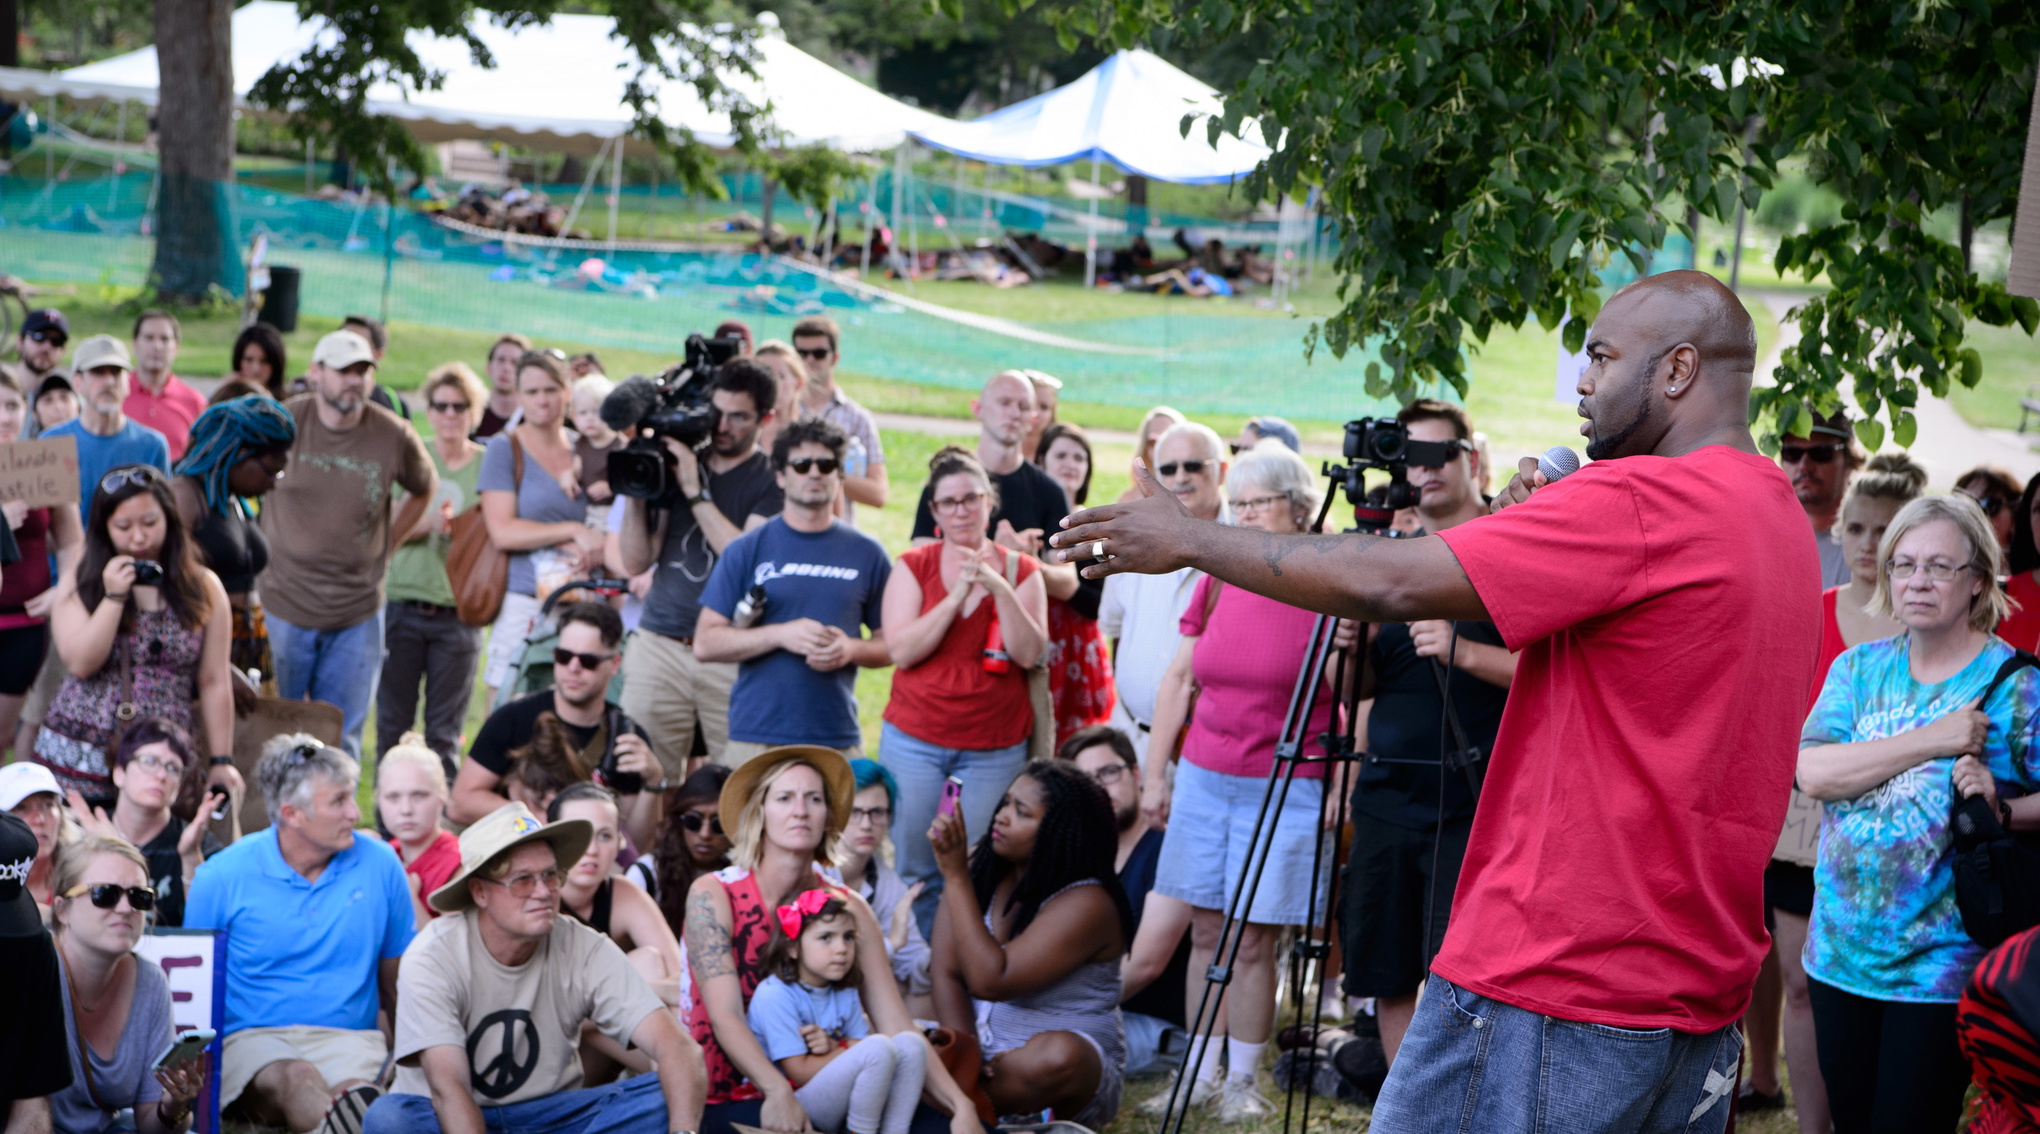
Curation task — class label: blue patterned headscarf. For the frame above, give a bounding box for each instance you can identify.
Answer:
[172,395,296,514]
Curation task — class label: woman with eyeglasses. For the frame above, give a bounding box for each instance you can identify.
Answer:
[0,363,83,760]
[651,763,734,936]
[66,718,227,929]
[883,446,1048,937]
[170,395,294,702]
[1798,494,2040,1132]
[49,834,204,1134]
[36,465,234,814]
[1034,423,1116,748]
[841,759,934,1014]
[1141,442,1345,1122]
[1959,466,2022,553]
[376,362,489,776]
[479,349,607,700]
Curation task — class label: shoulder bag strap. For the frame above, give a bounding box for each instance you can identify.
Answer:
[62,958,112,1110]
[509,431,526,488]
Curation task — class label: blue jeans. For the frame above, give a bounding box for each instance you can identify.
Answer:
[1369,976,1742,1134]
[363,1075,666,1134]
[269,609,385,759]
[879,721,1029,940]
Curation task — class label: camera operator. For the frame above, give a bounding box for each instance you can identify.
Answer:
[1051,271,1819,1132]
[448,601,663,848]
[610,360,785,771]
[1340,399,1514,1070]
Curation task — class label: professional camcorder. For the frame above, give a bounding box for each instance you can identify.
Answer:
[1321,417,1467,529]
[599,332,744,504]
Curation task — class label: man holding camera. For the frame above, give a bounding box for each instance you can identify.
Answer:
[694,418,892,763]
[1340,399,1515,1069]
[611,360,784,771]
[449,602,664,848]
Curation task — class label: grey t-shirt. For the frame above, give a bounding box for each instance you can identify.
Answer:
[627,449,784,640]
[1815,525,1851,588]
[53,951,172,1134]
[478,433,586,598]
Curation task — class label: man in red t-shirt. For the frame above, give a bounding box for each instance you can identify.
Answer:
[1050,269,1821,1133]
[123,308,207,459]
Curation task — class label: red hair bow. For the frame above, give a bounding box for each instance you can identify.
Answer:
[776,889,833,939]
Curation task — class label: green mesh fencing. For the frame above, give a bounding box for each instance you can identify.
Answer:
[1,172,1400,420]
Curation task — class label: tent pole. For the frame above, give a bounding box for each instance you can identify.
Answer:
[110,99,127,211]
[1085,157,1099,289]
[860,183,874,278]
[305,137,313,195]
[606,137,623,253]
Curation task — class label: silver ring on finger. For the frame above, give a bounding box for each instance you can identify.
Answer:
[1090,539,1108,561]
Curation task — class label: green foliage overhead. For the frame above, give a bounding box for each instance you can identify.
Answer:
[1028,0,2040,446]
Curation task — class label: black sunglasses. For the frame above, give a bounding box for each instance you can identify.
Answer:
[787,457,840,475]
[1156,460,1212,477]
[1779,444,1844,465]
[1964,490,2008,518]
[428,400,471,414]
[26,329,65,345]
[678,811,726,837]
[65,883,157,912]
[795,347,832,361]
[553,646,616,671]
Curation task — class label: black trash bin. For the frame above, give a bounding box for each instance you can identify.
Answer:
[258,265,301,333]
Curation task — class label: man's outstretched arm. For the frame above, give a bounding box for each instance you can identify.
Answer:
[1050,462,1490,625]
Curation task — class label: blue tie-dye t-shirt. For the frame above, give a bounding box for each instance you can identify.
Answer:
[1800,635,2040,1002]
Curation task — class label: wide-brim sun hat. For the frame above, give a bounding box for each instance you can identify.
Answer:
[719,745,856,844]
[428,802,593,913]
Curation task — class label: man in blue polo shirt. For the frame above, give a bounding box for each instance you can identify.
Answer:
[696,418,891,763]
[186,735,413,1134]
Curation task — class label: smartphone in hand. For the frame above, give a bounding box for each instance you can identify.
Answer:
[153,1028,215,1075]
[937,776,964,819]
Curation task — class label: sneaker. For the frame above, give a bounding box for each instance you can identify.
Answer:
[318,1084,381,1134]
[1736,1085,1787,1113]
[1214,1077,1274,1124]
[1137,1077,1218,1116]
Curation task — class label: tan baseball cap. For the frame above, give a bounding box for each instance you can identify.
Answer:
[70,334,131,374]
[312,330,376,371]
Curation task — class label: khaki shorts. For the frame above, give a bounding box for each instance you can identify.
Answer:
[619,630,737,776]
[721,740,866,767]
[221,1025,388,1107]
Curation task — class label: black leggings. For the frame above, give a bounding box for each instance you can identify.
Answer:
[1807,977,1971,1133]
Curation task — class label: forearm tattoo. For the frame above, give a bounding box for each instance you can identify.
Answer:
[685,890,735,980]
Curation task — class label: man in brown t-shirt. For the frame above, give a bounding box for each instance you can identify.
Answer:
[259,330,436,757]
[365,803,703,1134]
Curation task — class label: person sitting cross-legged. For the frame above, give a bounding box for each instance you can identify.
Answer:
[361,802,706,1134]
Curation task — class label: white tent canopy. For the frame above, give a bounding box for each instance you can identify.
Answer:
[0,1,950,154]
[906,49,1269,185]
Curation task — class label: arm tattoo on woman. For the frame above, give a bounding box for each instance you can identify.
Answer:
[685,890,735,979]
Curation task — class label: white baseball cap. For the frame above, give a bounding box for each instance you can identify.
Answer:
[0,762,62,811]
[312,330,376,371]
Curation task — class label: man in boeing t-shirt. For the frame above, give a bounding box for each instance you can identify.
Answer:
[696,418,891,764]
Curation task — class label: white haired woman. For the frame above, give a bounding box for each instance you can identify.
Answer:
[1141,441,1346,1122]
[1798,493,2040,1133]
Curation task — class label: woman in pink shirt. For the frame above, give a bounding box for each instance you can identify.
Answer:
[1142,441,1344,1122]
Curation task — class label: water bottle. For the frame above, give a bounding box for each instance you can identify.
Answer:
[731,585,767,629]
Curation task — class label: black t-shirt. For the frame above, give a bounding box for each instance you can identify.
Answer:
[1352,620,1510,832]
[910,460,1072,544]
[639,449,785,640]
[0,929,74,1101]
[469,691,600,776]
[1119,827,1190,1027]
[138,815,224,929]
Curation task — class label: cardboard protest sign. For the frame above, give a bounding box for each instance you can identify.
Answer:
[0,437,80,509]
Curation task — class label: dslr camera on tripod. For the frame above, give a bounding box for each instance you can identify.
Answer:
[1320,417,1469,530]
[600,331,744,505]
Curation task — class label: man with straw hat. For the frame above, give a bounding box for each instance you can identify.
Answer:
[363,803,705,1134]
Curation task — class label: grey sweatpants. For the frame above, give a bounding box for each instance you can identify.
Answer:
[795,1032,930,1134]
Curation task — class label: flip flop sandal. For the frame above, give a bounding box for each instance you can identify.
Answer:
[318,1083,381,1134]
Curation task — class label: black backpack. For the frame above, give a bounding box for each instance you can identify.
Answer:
[1951,651,2040,947]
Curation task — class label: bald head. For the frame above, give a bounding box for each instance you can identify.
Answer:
[975,370,1037,448]
[1574,270,1761,461]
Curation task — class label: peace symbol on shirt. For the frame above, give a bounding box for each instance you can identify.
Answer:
[466,1009,540,1099]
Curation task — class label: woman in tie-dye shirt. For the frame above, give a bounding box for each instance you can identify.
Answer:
[1799,493,2040,1133]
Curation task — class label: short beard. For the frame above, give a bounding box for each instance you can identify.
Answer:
[1115,802,1138,833]
[1584,349,1663,461]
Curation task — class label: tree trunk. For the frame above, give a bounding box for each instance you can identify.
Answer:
[150,0,239,302]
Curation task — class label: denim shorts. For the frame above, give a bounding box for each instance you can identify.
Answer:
[1153,760,1329,926]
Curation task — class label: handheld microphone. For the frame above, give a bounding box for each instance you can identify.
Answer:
[600,376,662,432]
[1537,446,1581,483]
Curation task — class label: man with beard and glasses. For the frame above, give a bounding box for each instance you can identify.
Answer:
[611,360,785,771]
[1051,270,1820,1134]
[1059,725,1192,1077]
[259,331,437,758]
[695,418,892,764]
[1777,409,1861,587]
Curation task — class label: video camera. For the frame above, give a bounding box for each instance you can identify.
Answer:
[1321,417,1468,531]
[600,332,744,504]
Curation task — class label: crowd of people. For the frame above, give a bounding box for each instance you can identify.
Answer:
[11,290,2040,1134]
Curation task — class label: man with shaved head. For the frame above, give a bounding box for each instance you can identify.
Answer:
[1050,271,1820,1132]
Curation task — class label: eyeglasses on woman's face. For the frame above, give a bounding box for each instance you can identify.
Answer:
[1231,494,1289,516]
[1886,558,1976,582]
[932,491,987,514]
[848,805,892,826]
[126,753,185,781]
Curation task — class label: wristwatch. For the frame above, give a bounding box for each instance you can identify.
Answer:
[210,755,235,767]
[689,485,714,507]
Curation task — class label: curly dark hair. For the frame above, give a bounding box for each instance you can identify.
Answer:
[756,896,862,990]
[968,760,1132,943]
[655,764,732,934]
[771,416,848,471]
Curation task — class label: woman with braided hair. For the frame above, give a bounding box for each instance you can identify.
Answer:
[928,759,1132,1126]
[170,395,293,698]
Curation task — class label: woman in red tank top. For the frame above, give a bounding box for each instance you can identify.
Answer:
[2002,472,2040,655]
[678,745,981,1134]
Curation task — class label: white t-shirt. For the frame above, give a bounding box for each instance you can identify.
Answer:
[390,910,666,1107]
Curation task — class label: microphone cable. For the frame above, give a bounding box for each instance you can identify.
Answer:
[1420,623,1461,967]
